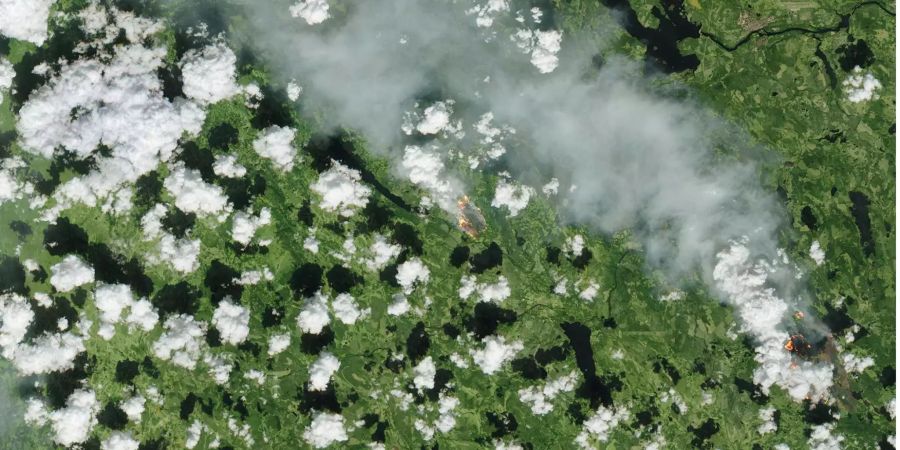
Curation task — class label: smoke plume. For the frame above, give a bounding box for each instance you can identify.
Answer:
[235,0,782,277]
[230,0,833,400]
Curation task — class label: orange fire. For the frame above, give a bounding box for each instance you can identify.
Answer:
[784,334,812,356]
[456,195,486,237]
[458,216,477,237]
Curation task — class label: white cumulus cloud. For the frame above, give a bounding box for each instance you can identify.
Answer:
[50,255,95,293]
[303,412,348,448]
[311,162,371,217]
[212,298,251,345]
[253,125,298,171]
[492,179,533,217]
[0,0,54,44]
[49,389,99,447]
[308,352,340,391]
[291,0,331,25]
[180,41,241,105]
[297,291,331,334]
[470,335,523,375]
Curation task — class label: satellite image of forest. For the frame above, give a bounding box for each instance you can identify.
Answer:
[0,0,894,449]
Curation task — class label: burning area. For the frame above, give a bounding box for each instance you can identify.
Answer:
[784,334,816,358]
[457,195,487,237]
[783,312,831,362]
